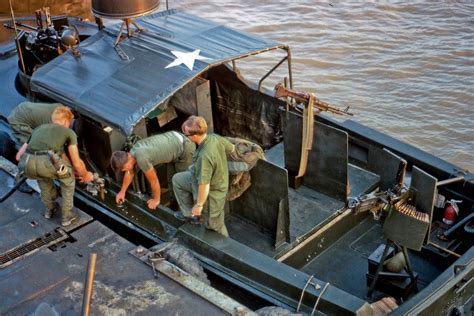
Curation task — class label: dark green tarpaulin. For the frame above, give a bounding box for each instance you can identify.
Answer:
[30,9,282,135]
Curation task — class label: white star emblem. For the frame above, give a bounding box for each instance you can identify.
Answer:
[165,49,210,71]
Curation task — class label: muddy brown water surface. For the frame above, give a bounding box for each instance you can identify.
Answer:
[1,1,472,171]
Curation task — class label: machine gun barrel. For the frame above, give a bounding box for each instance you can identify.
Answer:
[274,83,353,116]
[2,21,37,31]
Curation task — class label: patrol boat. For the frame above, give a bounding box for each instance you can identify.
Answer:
[0,2,472,315]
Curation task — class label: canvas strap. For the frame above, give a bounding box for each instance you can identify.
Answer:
[296,94,315,179]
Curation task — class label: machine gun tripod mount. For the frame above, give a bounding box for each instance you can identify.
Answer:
[348,186,429,298]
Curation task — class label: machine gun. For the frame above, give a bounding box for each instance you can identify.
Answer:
[347,185,408,219]
[274,83,353,116]
[348,184,430,252]
[348,184,430,225]
[3,7,81,75]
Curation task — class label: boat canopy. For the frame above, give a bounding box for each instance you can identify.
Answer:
[30,9,284,135]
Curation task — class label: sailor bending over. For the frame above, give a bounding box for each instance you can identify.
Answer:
[8,102,80,160]
[17,106,94,226]
[110,131,195,210]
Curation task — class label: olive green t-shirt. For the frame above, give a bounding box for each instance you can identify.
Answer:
[7,102,60,128]
[131,131,187,172]
[193,134,234,192]
[28,124,77,153]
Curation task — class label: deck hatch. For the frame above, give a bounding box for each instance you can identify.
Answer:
[0,228,68,268]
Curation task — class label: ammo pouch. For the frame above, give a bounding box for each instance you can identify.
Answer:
[47,151,69,178]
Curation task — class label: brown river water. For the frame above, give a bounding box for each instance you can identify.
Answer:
[1,1,473,171]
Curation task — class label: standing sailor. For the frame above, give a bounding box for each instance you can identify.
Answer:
[18,106,94,226]
[110,131,195,210]
[173,116,234,237]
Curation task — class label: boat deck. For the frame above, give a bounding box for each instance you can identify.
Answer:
[0,166,244,315]
[267,142,380,237]
[226,141,446,302]
[227,141,380,257]
[0,48,25,118]
[301,216,444,300]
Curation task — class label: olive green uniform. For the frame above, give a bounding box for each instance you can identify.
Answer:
[18,124,77,220]
[173,134,234,237]
[131,131,195,200]
[7,102,60,143]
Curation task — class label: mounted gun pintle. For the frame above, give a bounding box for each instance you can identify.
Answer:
[92,0,161,46]
[274,83,353,116]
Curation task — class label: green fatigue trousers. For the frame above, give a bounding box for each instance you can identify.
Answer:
[19,154,75,220]
[172,170,229,237]
[166,140,195,204]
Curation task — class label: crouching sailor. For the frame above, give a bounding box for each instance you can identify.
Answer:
[173,116,234,237]
[17,106,94,226]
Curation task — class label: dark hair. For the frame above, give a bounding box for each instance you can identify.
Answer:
[110,151,128,172]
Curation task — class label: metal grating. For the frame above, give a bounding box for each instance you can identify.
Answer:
[0,228,68,268]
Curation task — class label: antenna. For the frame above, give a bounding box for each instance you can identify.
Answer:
[8,0,26,74]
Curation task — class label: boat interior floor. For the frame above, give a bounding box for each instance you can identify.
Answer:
[226,141,380,257]
[223,140,445,301]
[226,214,276,256]
[300,216,445,301]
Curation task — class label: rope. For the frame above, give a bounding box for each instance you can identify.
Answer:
[297,275,314,312]
[311,282,330,316]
